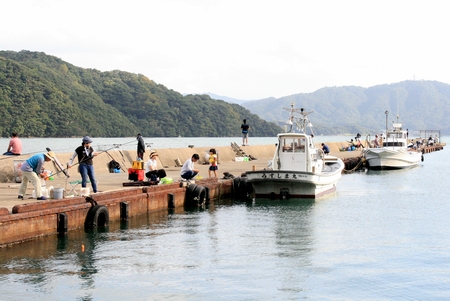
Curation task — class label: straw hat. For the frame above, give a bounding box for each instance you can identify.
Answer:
[45,151,55,161]
[150,151,158,157]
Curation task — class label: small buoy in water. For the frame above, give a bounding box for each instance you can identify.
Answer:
[81,244,85,252]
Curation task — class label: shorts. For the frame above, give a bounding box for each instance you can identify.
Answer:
[209,166,218,171]
[242,133,248,139]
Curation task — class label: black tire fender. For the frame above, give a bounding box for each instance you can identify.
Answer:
[185,184,206,206]
[232,177,241,195]
[85,205,109,229]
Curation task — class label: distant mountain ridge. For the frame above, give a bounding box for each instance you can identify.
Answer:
[207,81,450,136]
[2,50,449,138]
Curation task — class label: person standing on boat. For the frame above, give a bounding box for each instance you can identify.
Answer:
[321,143,330,155]
[241,119,250,146]
[3,132,22,156]
[180,154,200,180]
[137,133,145,160]
[374,135,380,148]
[68,136,98,193]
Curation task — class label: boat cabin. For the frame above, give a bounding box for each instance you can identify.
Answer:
[273,134,322,173]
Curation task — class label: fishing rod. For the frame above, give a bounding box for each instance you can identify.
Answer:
[48,141,136,177]
[0,149,49,161]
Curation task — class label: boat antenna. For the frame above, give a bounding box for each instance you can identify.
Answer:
[283,102,314,135]
[385,110,389,138]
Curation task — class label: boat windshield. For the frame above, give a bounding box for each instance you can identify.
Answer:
[281,137,306,153]
[389,132,406,139]
[383,141,405,147]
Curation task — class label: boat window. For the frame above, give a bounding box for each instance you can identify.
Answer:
[389,133,404,139]
[282,138,293,152]
[383,142,404,147]
[294,138,306,152]
[281,138,306,152]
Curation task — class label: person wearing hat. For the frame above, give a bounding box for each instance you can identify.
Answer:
[68,136,98,193]
[145,151,166,181]
[17,152,54,200]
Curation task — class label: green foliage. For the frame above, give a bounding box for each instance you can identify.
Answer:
[0,50,281,137]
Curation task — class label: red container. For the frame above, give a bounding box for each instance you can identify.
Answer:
[128,168,144,181]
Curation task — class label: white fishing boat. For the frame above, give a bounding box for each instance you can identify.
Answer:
[245,102,344,199]
[363,112,423,170]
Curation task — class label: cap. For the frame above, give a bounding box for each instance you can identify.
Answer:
[150,151,158,157]
[82,136,93,144]
[45,151,55,161]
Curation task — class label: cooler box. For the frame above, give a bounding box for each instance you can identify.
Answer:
[128,168,144,181]
[132,161,144,170]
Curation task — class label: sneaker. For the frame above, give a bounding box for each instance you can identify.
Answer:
[18,195,23,199]
[37,196,47,200]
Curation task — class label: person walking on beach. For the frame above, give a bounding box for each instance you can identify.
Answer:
[241,119,250,146]
[137,133,145,160]
[18,151,54,200]
[3,132,22,156]
[208,148,218,178]
[180,154,200,180]
[68,136,98,193]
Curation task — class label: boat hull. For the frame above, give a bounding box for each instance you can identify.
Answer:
[364,148,422,170]
[246,162,343,199]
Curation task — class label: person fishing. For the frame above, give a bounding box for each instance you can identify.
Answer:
[68,136,98,193]
[136,133,145,160]
[17,151,55,200]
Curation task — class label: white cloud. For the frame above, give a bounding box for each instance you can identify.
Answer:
[1,0,449,99]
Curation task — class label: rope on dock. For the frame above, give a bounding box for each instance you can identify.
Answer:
[343,156,365,173]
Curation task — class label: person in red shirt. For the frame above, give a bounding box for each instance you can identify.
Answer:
[3,132,22,155]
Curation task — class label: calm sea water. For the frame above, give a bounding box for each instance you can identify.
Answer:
[0,138,449,300]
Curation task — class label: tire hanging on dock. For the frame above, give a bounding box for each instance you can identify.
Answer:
[84,205,109,229]
[185,184,206,206]
[232,176,253,200]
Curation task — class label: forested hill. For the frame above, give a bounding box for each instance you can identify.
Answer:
[0,50,281,138]
[240,80,450,135]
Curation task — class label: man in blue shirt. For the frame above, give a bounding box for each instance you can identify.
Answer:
[18,152,54,200]
[322,143,330,155]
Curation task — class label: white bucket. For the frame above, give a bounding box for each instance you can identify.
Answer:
[80,187,90,196]
[53,188,64,200]
[34,188,49,198]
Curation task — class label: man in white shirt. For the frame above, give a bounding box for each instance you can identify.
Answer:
[180,154,200,180]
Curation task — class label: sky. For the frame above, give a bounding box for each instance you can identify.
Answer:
[2,0,449,100]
